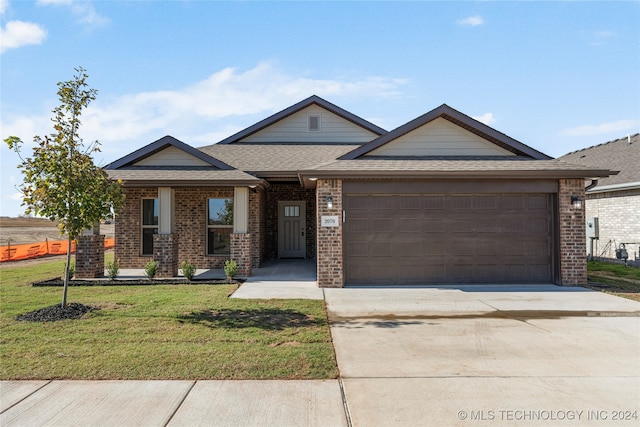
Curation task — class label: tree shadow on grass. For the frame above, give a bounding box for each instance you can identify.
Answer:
[177,308,322,330]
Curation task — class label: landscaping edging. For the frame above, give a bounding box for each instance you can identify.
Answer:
[33,277,243,287]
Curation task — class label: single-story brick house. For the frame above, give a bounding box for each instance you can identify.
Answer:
[559,134,638,263]
[102,95,613,287]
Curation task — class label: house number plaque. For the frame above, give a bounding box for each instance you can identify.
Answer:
[321,216,340,227]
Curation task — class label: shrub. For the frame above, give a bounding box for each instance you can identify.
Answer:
[106,258,120,280]
[224,259,238,281]
[144,260,158,280]
[181,261,197,281]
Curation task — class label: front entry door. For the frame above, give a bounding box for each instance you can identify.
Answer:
[278,201,306,258]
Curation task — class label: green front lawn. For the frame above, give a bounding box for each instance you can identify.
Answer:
[0,257,338,380]
[587,261,640,302]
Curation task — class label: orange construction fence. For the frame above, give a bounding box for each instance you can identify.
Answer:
[0,238,115,262]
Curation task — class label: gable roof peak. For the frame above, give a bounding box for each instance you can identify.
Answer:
[105,135,234,170]
[339,103,552,160]
[215,95,387,144]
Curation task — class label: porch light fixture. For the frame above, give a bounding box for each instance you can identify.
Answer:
[308,177,318,181]
[571,195,583,209]
[326,195,333,210]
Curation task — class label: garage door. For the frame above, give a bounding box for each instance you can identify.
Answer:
[343,182,556,285]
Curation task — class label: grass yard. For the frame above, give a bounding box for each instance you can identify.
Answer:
[0,256,338,380]
[587,261,640,302]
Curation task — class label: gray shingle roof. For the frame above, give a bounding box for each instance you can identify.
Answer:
[299,158,613,179]
[199,144,355,176]
[558,133,639,189]
[106,167,261,186]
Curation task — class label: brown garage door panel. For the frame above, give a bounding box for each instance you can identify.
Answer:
[344,193,555,285]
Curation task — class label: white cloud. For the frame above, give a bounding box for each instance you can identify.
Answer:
[457,15,484,27]
[0,20,47,53]
[562,119,639,136]
[37,0,109,27]
[472,112,495,126]
[78,62,406,143]
[0,0,9,15]
[2,62,407,154]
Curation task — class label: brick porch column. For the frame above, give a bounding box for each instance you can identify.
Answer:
[316,179,343,287]
[559,179,587,286]
[231,233,252,277]
[75,234,105,278]
[153,233,178,278]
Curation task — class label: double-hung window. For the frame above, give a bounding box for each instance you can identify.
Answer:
[141,198,158,256]
[207,198,233,255]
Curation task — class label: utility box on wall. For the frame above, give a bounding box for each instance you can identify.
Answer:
[586,217,599,239]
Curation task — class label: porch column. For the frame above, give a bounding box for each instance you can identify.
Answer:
[154,187,178,278]
[75,224,105,278]
[558,179,587,286]
[231,187,252,276]
[316,179,343,287]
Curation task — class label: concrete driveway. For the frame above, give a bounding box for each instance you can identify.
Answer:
[325,285,640,426]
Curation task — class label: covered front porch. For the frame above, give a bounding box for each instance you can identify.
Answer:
[96,259,322,299]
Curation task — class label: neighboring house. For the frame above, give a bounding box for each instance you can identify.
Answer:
[559,134,639,263]
[103,95,613,287]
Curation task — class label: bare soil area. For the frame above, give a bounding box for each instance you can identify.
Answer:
[0,217,114,245]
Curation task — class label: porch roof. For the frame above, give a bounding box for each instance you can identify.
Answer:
[106,167,264,187]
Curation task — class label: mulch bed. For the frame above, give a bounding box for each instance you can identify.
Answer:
[33,277,243,287]
[16,303,98,322]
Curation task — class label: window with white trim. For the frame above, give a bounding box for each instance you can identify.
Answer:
[141,198,158,256]
[207,198,233,255]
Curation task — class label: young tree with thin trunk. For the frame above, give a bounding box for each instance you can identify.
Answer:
[4,67,124,307]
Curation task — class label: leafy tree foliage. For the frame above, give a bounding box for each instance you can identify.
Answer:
[4,67,124,307]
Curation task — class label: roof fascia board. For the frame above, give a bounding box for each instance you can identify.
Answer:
[299,169,614,180]
[118,179,267,188]
[339,104,552,160]
[216,95,386,144]
[106,136,235,170]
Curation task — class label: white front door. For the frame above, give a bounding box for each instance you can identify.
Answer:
[278,201,306,258]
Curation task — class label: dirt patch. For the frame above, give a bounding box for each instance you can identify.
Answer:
[16,303,98,322]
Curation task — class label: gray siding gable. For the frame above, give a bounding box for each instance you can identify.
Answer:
[215,95,387,145]
[340,104,552,160]
[106,135,234,170]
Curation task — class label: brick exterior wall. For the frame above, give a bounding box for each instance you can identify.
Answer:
[231,233,252,276]
[75,234,105,278]
[174,187,234,268]
[265,183,316,259]
[115,187,158,268]
[249,187,266,267]
[316,179,343,287]
[116,187,255,273]
[586,189,640,259]
[153,233,178,278]
[558,179,587,286]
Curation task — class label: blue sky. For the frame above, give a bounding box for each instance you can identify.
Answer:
[1,0,639,217]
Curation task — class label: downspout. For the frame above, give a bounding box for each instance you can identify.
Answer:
[585,179,598,192]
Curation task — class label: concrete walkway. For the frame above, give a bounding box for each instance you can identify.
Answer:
[2,279,640,426]
[1,380,347,427]
[231,259,323,300]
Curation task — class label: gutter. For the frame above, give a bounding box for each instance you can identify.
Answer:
[586,181,640,194]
